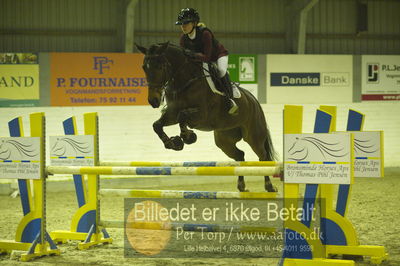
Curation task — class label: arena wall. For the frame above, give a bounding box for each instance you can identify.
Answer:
[0,102,398,166]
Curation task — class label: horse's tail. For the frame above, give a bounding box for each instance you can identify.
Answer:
[264,124,278,162]
[239,86,278,162]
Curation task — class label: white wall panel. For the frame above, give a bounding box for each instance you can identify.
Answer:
[0,103,398,168]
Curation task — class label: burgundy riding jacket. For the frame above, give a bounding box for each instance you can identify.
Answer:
[180,26,228,62]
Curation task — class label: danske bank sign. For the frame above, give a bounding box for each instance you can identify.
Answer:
[270,73,320,86]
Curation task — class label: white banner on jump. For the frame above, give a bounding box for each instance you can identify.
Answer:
[49,135,95,166]
[0,137,41,179]
[284,133,352,184]
[352,131,384,178]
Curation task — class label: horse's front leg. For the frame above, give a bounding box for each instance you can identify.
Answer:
[153,111,184,151]
[179,123,197,145]
[177,108,199,145]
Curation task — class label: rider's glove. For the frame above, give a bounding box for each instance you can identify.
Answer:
[184,49,198,60]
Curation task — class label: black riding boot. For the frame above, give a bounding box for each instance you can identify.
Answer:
[221,73,239,115]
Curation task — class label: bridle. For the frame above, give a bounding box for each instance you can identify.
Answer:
[144,47,208,97]
[143,54,173,90]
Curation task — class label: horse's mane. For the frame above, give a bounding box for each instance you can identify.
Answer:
[147,44,159,54]
[148,42,185,57]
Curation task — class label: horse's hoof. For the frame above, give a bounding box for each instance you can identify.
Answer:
[181,131,197,144]
[237,184,248,192]
[265,179,278,192]
[265,184,278,192]
[170,136,184,151]
[164,137,183,150]
[164,141,172,149]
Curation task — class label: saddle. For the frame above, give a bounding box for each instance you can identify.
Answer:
[203,63,241,98]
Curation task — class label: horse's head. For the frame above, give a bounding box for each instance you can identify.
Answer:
[136,42,171,108]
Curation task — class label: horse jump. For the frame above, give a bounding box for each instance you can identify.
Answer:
[48,112,279,250]
[0,113,60,261]
[1,105,387,265]
[47,105,387,265]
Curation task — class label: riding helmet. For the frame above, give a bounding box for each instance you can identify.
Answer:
[175,8,200,25]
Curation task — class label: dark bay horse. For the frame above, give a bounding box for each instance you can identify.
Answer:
[136,42,277,192]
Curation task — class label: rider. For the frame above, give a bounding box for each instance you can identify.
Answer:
[175,7,239,115]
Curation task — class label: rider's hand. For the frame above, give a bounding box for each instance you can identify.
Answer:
[184,49,198,59]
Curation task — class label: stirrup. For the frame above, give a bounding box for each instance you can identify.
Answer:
[228,99,239,115]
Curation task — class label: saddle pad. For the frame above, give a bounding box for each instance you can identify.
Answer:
[203,63,241,99]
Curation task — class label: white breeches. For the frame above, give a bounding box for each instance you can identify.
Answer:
[217,55,228,78]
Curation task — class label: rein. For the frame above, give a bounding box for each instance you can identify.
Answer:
[146,47,209,101]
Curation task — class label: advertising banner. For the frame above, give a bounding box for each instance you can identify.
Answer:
[50,53,147,106]
[0,53,39,107]
[267,55,353,103]
[361,55,400,101]
[352,131,384,178]
[49,135,95,166]
[0,137,41,179]
[228,54,258,98]
[284,133,353,184]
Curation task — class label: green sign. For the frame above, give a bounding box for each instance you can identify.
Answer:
[228,54,257,84]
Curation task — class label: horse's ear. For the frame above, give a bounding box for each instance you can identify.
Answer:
[135,43,147,54]
[157,41,169,54]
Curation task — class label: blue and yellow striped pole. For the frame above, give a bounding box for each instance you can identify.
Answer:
[100,220,275,233]
[99,189,277,199]
[100,161,281,167]
[47,166,281,176]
